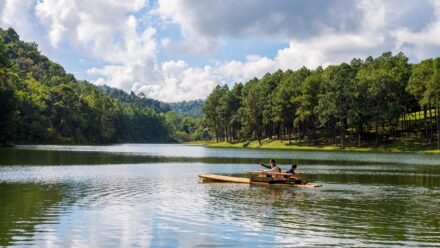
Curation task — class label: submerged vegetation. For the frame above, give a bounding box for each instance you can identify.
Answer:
[203,52,440,150]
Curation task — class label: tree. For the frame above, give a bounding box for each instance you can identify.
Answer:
[273,70,295,142]
[295,68,321,144]
[357,52,411,145]
[203,85,228,142]
[241,79,265,144]
[319,63,355,148]
[432,60,440,150]
[0,28,172,144]
[0,79,17,145]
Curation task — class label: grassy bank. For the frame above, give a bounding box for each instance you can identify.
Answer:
[186,139,440,153]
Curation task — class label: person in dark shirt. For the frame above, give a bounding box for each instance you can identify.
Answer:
[285,163,305,184]
[285,164,297,174]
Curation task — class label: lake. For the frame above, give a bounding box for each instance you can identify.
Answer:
[1,144,440,247]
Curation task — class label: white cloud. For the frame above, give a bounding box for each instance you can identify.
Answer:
[0,0,45,44]
[132,60,221,102]
[216,32,385,84]
[35,0,155,63]
[391,0,440,60]
[30,0,222,101]
[218,55,276,83]
[155,0,365,53]
[3,0,440,102]
[34,0,164,94]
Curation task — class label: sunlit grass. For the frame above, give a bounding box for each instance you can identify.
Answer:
[188,108,440,153]
[400,109,438,121]
[194,139,440,153]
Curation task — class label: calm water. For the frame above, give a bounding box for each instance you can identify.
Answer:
[1,144,440,247]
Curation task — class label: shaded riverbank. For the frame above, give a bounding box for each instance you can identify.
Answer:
[188,139,440,153]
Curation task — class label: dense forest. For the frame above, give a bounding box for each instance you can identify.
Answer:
[99,85,171,113]
[0,28,173,145]
[203,52,440,149]
[169,100,204,118]
[2,27,439,149]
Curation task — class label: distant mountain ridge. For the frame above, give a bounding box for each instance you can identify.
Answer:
[169,100,204,118]
[98,85,171,113]
[97,85,205,118]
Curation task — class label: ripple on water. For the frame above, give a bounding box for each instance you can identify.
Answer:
[0,162,440,247]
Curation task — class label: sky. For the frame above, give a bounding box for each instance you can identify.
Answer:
[1,0,440,102]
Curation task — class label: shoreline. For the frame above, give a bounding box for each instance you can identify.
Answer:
[3,140,439,154]
[185,140,440,154]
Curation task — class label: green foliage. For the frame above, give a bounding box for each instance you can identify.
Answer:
[99,85,170,113]
[0,28,172,145]
[0,76,17,144]
[164,111,209,142]
[203,52,439,149]
[169,100,204,118]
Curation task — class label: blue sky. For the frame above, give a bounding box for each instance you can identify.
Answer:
[1,0,440,102]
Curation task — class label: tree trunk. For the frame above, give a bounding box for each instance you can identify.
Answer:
[437,103,439,150]
[340,113,344,148]
[214,121,219,143]
[424,105,428,140]
[375,122,379,146]
[258,129,261,145]
[429,101,433,143]
[277,123,281,141]
[403,111,406,134]
[313,116,317,145]
[288,125,292,144]
[332,117,337,145]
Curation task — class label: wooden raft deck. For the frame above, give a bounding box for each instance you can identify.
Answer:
[198,174,321,188]
[199,174,250,183]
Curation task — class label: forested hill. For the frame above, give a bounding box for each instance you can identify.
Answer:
[169,100,204,118]
[98,85,170,113]
[0,28,172,145]
[203,52,440,149]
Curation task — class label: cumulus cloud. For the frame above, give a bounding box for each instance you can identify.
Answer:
[156,0,365,53]
[33,0,165,94]
[133,60,221,102]
[2,0,440,101]
[216,32,385,84]
[391,0,440,60]
[0,0,45,44]
[35,0,147,50]
[154,0,440,87]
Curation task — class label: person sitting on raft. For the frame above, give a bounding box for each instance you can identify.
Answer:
[285,164,297,174]
[259,159,281,173]
[285,163,306,184]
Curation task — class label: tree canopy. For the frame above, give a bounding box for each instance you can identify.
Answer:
[0,28,172,145]
[203,52,440,149]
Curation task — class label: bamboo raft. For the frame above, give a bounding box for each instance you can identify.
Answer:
[199,172,321,188]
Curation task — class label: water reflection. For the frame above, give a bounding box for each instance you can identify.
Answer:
[11,144,440,165]
[2,146,440,167]
[0,182,77,247]
[0,145,439,247]
[203,182,440,246]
